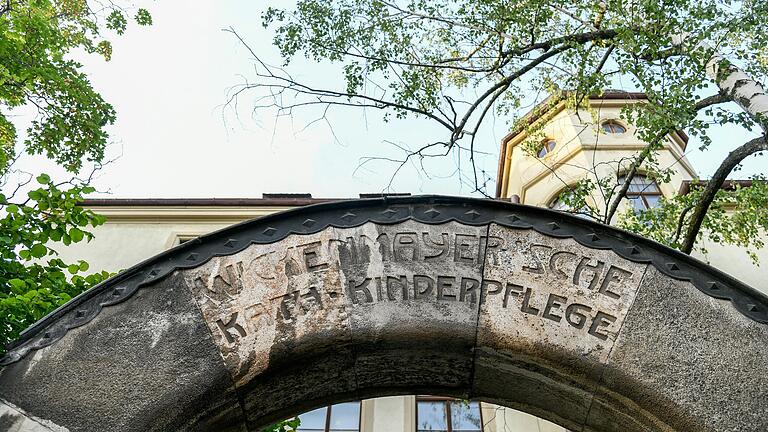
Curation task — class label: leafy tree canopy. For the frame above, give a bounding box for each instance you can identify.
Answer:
[0,0,151,354]
[233,0,768,260]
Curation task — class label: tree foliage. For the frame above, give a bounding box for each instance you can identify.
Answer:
[620,176,768,264]
[262,418,300,432]
[233,0,768,259]
[0,0,151,354]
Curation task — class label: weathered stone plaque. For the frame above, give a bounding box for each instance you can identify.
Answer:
[185,221,487,386]
[186,220,648,387]
[480,224,646,365]
[1,197,767,432]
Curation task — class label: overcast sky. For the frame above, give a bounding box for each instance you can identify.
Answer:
[14,1,768,199]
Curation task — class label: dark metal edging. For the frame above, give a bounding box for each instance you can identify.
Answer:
[2,195,766,366]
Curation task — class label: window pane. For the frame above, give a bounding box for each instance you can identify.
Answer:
[550,197,569,211]
[618,175,660,194]
[329,402,360,432]
[546,140,557,152]
[644,195,661,208]
[449,401,482,431]
[417,401,448,432]
[537,146,548,158]
[603,122,626,133]
[297,406,328,431]
[629,196,647,211]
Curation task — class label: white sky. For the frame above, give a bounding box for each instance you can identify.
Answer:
[14,1,768,199]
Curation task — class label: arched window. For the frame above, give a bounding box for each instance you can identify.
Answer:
[617,174,662,211]
[549,189,593,219]
[537,139,557,158]
[602,121,627,134]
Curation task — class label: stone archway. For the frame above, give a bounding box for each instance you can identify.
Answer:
[1,196,766,432]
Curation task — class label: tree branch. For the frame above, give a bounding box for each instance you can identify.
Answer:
[603,90,733,224]
[680,135,768,254]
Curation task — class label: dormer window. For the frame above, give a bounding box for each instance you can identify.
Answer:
[602,121,627,134]
[537,139,557,158]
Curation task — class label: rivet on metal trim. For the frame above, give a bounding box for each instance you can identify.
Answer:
[465,210,481,220]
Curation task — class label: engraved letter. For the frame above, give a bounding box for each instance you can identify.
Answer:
[337,235,374,266]
[301,286,324,311]
[211,261,244,296]
[348,279,374,304]
[565,303,593,329]
[542,294,568,323]
[459,277,479,303]
[413,275,435,299]
[483,236,505,266]
[437,276,457,301]
[597,265,632,300]
[522,244,553,274]
[480,279,503,305]
[588,311,617,340]
[302,241,329,272]
[423,233,450,261]
[394,232,420,261]
[502,283,523,308]
[244,302,273,331]
[377,233,392,262]
[520,288,540,315]
[216,312,247,344]
[454,234,477,264]
[549,251,577,279]
[573,257,605,290]
[387,276,408,301]
[278,291,300,322]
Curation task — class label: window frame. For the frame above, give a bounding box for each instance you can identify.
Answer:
[536,139,557,158]
[415,396,484,432]
[601,120,627,134]
[296,402,362,432]
[617,174,663,210]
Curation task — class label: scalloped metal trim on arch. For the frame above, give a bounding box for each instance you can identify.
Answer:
[2,195,767,366]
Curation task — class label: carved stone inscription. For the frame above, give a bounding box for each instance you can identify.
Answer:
[185,221,648,384]
[478,223,647,364]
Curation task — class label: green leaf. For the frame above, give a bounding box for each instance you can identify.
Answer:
[8,279,26,291]
[69,228,85,243]
[67,264,80,275]
[36,174,50,184]
[78,261,89,272]
[30,244,47,258]
[106,10,128,35]
[6,204,18,213]
[135,9,153,26]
